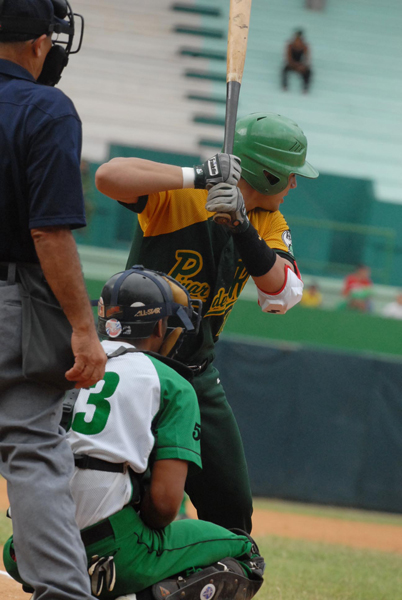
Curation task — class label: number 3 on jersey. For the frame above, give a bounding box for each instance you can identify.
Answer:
[71,372,120,435]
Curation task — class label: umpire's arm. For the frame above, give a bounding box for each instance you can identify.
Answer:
[31,226,106,388]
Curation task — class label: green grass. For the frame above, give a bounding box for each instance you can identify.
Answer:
[253,498,402,527]
[1,498,402,599]
[254,535,402,600]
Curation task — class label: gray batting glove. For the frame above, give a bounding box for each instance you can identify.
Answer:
[194,153,241,190]
[88,555,116,597]
[205,183,250,233]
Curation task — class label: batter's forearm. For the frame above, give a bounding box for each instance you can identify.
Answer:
[95,158,183,202]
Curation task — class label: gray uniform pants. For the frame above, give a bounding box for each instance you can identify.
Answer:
[0,280,93,600]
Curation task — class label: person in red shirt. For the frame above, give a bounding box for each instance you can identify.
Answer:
[342,265,373,312]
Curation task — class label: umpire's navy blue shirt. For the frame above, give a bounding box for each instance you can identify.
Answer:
[0,58,86,263]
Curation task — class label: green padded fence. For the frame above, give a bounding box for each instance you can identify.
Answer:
[214,337,402,513]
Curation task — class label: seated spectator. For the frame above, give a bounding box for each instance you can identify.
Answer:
[281,30,312,93]
[381,292,402,320]
[301,283,323,308]
[342,264,373,312]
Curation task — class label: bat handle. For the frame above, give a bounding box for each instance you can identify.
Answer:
[213,212,232,226]
[212,81,241,226]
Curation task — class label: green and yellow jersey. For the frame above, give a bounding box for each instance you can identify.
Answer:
[124,188,295,364]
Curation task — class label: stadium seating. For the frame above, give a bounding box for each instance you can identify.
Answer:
[62,0,402,205]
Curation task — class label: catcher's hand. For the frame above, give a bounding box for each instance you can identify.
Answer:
[194,153,241,189]
[88,555,116,597]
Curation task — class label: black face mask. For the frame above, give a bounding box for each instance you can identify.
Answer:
[0,0,84,86]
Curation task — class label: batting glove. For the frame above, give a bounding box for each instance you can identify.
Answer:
[88,555,116,597]
[205,183,250,233]
[194,153,241,190]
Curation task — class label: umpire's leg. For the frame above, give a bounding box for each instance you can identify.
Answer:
[0,281,92,600]
[185,363,253,533]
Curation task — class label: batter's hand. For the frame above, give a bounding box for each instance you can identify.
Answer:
[206,183,250,233]
[65,330,107,388]
[194,153,241,190]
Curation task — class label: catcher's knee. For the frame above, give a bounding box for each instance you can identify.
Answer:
[134,556,264,600]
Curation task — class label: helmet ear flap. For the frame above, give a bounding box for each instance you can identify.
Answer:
[163,277,189,308]
[160,328,184,357]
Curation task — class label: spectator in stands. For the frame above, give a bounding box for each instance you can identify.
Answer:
[381,292,402,320]
[281,30,312,93]
[300,282,323,308]
[342,264,373,312]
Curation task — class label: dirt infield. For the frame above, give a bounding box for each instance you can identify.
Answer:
[1,478,401,599]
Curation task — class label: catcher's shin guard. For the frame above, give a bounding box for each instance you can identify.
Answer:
[137,557,263,600]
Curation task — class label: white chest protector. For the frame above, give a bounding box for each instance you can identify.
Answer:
[257,265,304,314]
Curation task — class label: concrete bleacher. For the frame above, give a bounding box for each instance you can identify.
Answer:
[59,0,222,161]
[60,0,402,205]
[200,0,402,204]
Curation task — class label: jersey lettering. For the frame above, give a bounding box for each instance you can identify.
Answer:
[71,372,120,435]
[169,250,210,302]
[205,262,249,317]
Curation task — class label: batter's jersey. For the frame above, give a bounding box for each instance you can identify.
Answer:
[67,340,202,529]
[123,189,296,364]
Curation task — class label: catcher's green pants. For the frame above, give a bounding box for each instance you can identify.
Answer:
[185,362,253,533]
[4,505,252,599]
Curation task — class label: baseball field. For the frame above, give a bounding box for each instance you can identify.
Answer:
[1,478,402,600]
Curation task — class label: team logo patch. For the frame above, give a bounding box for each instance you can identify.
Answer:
[98,297,105,318]
[200,584,216,600]
[106,318,122,338]
[282,230,293,249]
[122,325,132,336]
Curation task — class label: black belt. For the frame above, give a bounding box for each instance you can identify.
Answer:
[74,454,126,473]
[186,358,209,375]
[0,263,19,283]
[81,518,114,546]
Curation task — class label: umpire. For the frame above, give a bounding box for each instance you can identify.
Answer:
[0,1,106,599]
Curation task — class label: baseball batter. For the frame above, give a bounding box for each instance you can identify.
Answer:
[95,113,319,534]
[4,266,265,600]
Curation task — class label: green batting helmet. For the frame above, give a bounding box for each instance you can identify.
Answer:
[233,112,319,195]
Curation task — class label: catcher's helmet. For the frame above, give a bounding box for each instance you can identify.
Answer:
[233,112,319,195]
[97,265,202,357]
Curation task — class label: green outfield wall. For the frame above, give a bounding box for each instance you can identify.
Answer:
[224,301,402,358]
[214,337,402,513]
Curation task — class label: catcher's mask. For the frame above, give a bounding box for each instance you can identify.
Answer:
[97,265,202,358]
[0,0,84,86]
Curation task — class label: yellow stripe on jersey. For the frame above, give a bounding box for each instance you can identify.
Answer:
[138,189,210,237]
[138,189,293,256]
[249,207,292,254]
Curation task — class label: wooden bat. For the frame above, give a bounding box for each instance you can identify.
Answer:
[213,0,252,225]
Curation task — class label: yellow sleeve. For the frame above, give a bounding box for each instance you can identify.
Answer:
[249,209,294,257]
[138,189,209,237]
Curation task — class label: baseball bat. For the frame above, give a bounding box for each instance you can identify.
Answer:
[213,0,252,225]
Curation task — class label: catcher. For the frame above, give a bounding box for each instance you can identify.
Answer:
[4,266,264,600]
[95,113,319,534]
